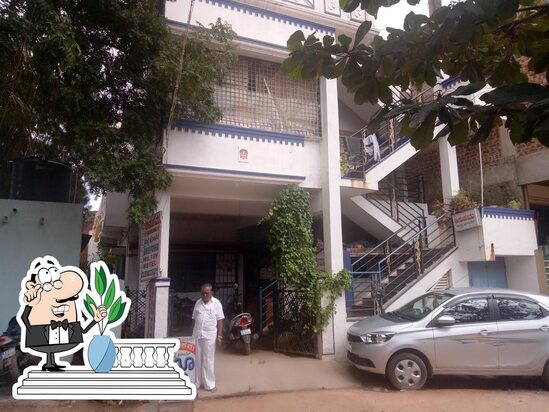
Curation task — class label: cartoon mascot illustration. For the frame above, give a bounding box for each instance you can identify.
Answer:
[18,256,107,371]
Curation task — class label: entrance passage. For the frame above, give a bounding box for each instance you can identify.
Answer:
[168,251,238,336]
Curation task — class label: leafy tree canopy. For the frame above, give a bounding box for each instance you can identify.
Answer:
[0,0,236,223]
[282,0,549,149]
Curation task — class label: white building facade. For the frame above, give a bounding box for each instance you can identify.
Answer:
[98,0,547,359]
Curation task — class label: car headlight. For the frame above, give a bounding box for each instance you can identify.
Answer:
[360,332,395,344]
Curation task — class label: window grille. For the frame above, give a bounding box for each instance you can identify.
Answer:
[214,57,321,137]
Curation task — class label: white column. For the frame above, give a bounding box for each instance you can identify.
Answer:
[156,191,171,278]
[438,135,460,201]
[153,277,171,338]
[319,78,345,358]
[146,191,172,338]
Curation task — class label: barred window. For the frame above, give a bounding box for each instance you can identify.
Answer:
[214,57,321,137]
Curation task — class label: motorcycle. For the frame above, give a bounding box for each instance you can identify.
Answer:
[222,284,258,355]
[0,317,39,382]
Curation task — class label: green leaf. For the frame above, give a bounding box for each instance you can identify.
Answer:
[354,21,372,48]
[95,266,107,297]
[451,82,486,96]
[108,296,123,324]
[104,280,116,310]
[469,118,494,145]
[481,84,549,106]
[338,34,353,49]
[84,294,97,319]
[287,30,306,52]
[340,0,360,13]
[108,302,127,325]
[323,35,335,47]
[411,112,437,149]
[448,120,469,145]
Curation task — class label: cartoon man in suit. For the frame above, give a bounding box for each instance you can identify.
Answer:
[18,256,107,371]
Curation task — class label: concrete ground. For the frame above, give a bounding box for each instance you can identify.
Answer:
[195,349,364,399]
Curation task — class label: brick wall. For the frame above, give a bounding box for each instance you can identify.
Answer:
[457,128,502,172]
[515,57,548,158]
[402,145,442,208]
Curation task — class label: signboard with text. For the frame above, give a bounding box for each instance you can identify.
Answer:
[140,211,161,283]
[452,208,482,232]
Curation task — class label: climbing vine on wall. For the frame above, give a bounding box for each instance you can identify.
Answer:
[262,185,351,334]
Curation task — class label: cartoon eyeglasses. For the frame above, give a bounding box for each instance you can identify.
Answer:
[42,280,63,291]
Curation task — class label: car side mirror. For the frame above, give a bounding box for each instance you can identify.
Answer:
[436,315,455,327]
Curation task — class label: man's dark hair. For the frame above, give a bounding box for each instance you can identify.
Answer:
[200,283,213,291]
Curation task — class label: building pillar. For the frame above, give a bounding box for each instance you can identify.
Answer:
[319,78,345,358]
[156,191,171,278]
[144,191,171,338]
[438,135,460,201]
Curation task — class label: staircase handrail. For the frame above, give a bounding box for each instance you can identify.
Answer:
[369,175,426,224]
[375,212,451,268]
[351,217,423,268]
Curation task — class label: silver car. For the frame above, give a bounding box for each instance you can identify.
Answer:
[347,288,549,390]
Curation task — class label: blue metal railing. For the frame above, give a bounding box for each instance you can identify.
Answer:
[350,213,456,313]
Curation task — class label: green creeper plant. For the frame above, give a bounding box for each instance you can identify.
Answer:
[262,185,352,334]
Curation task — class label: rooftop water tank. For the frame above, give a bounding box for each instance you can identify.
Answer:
[9,157,71,203]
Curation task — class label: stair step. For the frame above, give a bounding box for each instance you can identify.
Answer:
[347,307,376,317]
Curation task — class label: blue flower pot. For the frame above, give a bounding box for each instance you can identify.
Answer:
[88,335,116,373]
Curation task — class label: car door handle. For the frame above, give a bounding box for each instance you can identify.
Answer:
[479,329,489,336]
[541,325,549,332]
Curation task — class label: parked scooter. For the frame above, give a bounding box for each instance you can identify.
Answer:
[223,284,258,355]
[0,317,39,382]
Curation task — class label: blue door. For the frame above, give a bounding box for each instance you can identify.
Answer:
[468,258,507,288]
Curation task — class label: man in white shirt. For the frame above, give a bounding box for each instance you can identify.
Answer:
[192,283,224,391]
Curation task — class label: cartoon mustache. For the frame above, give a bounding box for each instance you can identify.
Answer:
[55,295,79,304]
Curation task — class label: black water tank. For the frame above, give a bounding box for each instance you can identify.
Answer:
[9,158,71,203]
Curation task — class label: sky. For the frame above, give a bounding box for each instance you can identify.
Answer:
[87,0,453,212]
[376,0,453,34]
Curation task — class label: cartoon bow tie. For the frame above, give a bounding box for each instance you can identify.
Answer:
[50,319,69,330]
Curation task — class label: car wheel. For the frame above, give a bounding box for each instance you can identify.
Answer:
[386,352,428,390]
[542,360,549,390]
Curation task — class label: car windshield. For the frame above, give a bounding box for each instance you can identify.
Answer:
[390,292,454,321]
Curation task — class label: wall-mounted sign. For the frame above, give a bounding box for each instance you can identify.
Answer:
[238,147,249,163]
[452,208,482,232]
[140,211,161,282]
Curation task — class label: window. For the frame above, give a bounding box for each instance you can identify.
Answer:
[391,292,454,321]
[214,57,321,137]
[497,298,545,321]
[442,298,490,324]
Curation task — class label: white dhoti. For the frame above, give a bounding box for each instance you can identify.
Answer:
[195,338,217,390]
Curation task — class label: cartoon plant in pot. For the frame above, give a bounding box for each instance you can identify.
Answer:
[84,263,129,373]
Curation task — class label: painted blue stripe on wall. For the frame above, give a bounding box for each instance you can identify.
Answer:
[166,19,289,52]
[200,0,335,34]
[164,164,306,181]
[482,207,535,220]
[440,75,461,89]
[168,120,305,146]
